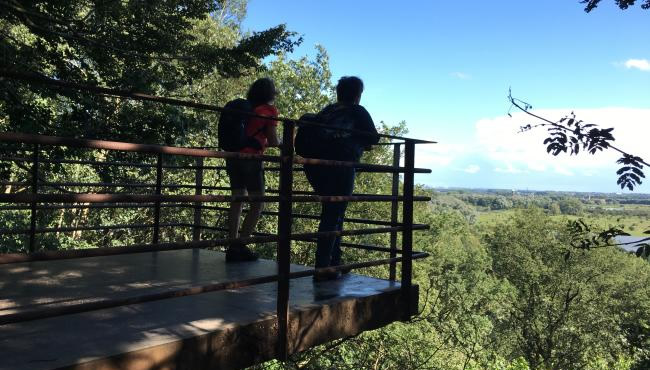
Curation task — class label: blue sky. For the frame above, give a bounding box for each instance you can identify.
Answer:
[243,1,650,193]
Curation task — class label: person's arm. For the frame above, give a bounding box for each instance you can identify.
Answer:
[355,106,380,150]
[265,124,280,147]
[257,105,281,147]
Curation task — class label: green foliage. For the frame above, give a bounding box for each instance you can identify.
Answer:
[429,192,478,223]
[484,209,650,369]
[268,45,334,119]
[558,197,584,215]
[274,210,516,370]
[0,0,300,142]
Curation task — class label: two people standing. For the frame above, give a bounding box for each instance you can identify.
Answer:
[225,76,379,281]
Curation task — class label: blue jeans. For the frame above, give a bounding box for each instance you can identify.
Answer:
[304,165,355,268]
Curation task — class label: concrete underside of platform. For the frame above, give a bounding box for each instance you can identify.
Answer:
[0,249,417,370]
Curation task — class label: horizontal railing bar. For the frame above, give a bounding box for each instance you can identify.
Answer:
[0,156,31,163]
[0,193,431,204]
[0,157,426,176]
[5,217,407,253]
[0,203,399,227]
[0,159,421,176]
[197,205,398,226]
[0,221,426,236]
[0,225,429,264]
[1,184,401,200]
[0,133,430,172]
[0,222,191,235]
[0,181,28,187]
[198,225,407,254]
[7,157,157,168]
[45,158,155,168]
[0,70,436,144]
[295,157,431,174]
[0,203,159,211]
[127,223,430,240]
[0,132,281,162]
[339,241,403,253]
[0,251,429,326]
[0,236,276,264]
[41,182,155,188]
[291,252,429,278]
[0,157,231,170]
[38,182,227,190]
[290,225,429,241]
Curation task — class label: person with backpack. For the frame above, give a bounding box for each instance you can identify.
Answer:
[220,78,280,262]
[299,76,379,280]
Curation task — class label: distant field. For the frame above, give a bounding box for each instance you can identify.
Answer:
[478,207,650,237]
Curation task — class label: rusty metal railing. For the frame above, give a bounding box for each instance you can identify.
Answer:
[0,69,434,360]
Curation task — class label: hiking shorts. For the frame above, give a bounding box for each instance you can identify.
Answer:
[225,158,265,193]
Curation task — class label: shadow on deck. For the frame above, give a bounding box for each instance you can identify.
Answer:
[0,249,417,370]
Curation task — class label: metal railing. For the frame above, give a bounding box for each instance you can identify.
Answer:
[0,70,434,360]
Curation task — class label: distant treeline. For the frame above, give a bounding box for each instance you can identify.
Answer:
[430,190,650,221]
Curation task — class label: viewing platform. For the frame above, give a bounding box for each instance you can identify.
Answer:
[1,249,416,370]
[0,71,433,369]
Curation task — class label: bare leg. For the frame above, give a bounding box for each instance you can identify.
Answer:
[239,190,264,238]
[228,188,246,239]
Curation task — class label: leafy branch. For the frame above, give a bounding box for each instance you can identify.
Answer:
[581,0,650,12]
[565,219,650,259]
[508,91,649,190]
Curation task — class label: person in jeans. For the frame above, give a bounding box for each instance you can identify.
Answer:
[304,76,379,280]
[226,78,280,262]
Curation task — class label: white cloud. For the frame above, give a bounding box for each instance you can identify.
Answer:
[413,108,650,192]
[451,72,471,80]
[554,166,574,176]
[624,59,650,71]
[494,163,523,174]
[475,107,650,176]
[527,162,547,172]
[415,143,467,169]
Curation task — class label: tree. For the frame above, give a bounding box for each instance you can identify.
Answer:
[484,209,650,369]
[267,45,334,119]
[558,198,584,215]
[0,0,301,142]
[548,203,562,215]
[274,210,517,370]
[580,0,650,12]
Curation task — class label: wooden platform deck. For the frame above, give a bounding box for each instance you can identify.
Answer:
[0,249,417,370]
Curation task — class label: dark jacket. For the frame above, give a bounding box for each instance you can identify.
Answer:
[316,103,380,162]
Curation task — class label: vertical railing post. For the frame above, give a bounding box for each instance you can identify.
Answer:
[153,153,163,244]
[29,144,39,253]
[389,143,401,281]
[401,140,415,320]
[276,121,295,361]
[192,157,204,241]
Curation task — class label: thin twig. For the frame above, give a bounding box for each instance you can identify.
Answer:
[508,95,650,168]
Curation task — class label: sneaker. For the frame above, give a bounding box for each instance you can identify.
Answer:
[225,244,259,263]
[313,269,341,282]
